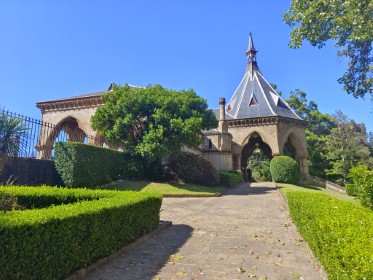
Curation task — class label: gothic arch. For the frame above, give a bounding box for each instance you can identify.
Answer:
[240,132,273,171]
[36,116,88,159]
[279,128,308,159]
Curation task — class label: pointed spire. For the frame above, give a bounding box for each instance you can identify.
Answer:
[245,32,258,61]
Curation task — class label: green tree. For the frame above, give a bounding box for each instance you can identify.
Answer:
[325,110,371,184]
[91,84,218,161]
[283,0,373,100]
[247,148,271,181]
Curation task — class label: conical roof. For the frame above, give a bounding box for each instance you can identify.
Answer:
[224,34,302,121]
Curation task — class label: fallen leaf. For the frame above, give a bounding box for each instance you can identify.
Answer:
[237,267,245,274]
[247,273,256,278]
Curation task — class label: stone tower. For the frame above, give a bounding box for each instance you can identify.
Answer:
[201,33,310,181]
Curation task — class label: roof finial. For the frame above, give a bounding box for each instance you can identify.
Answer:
[245,32,258,62]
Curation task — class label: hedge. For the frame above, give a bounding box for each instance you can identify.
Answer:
[219,170,243,188]
[345,183,359,196]
[270,156,301,184]
[287,192,373,279]
[0,186,162,280]
[54,142,145,187]
[349,165,373,210]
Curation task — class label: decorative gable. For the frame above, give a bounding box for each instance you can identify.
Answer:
[249,95,258,106]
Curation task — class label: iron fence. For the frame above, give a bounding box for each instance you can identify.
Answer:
[0,109,105,159]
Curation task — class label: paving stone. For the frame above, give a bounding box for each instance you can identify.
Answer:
[84,183,325,280]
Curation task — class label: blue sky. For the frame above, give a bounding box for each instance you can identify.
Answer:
[1,1,372,132]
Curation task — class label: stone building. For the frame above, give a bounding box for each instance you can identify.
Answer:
[200,34,309,180]
[36,34,309,180]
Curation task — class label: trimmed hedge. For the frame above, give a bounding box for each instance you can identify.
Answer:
[219,170,243,188]
[349,165,373,209]
[166,152,220,186]
[270,156,301,184]
[54,142,145,187]
[287,192,373,279]
[0,186,162,280]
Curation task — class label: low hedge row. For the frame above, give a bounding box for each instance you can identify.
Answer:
[219,170,243,187]
[287,192,373,279]
[0,186,162,280]
[54,142,144,187]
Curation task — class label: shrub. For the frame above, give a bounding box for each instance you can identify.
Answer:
[349,165,373,209]
[0,186,162,280]
[270,156,301,184]
[287,192,373,279]
[345,183,359,196]
[54,142,145,187]
[219,171,242,188]
[166,152,220,186]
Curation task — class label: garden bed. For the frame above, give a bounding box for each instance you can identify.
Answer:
[0,186,162,280]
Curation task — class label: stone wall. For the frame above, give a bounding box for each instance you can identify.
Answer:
[1,157,63,186]
[310,176,346,194]
[203,151,232,171]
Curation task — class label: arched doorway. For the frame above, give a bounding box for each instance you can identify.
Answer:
[241,133,272,181]
[36,117,88,159]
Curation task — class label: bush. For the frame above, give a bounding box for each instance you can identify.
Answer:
[345,183,359,196]
[219,171,243,188]
[349,165,373,209]
[54,142,145,187]
[287,192,373,279]
[270,156,301,184]
[166,152,220,186]
[0,186,162,280]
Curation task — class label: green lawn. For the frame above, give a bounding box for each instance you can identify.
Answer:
[99,180,225,196]
[277,183,359,204]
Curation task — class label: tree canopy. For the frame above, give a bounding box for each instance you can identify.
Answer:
[283,0,373,100]
[91,84,218,160]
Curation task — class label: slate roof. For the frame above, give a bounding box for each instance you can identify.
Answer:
[216,34,302,121]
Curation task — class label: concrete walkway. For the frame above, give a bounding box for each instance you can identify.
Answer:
[84,183,324,280]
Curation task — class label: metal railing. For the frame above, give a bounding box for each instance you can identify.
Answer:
[0,109,105,159]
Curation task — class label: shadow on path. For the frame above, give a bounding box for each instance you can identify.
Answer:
[223,182,276,196]
[85,224,193,280]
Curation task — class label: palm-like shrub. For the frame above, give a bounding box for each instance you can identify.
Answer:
[0,111,28,164]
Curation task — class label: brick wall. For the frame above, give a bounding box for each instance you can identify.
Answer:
[1,157,63,186]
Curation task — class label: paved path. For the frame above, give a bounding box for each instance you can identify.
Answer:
[85,183,324,280]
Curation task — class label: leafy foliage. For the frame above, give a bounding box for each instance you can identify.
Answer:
[247,148,271,181]
[0,194,25,212]
[270,156,301,184]
[91,84,218,161]
[165,152,220,186]
[0,111,28,166]
[219,171,243,188]
[0,186,162,280]
[54,142,144,187]
[287,192,373,279]
[349,165,373,209]
[283,0,373,99]
[325,110,372,184]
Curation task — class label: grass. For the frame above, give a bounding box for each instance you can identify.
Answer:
[277,183,359,204]
[98,180,225,196]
